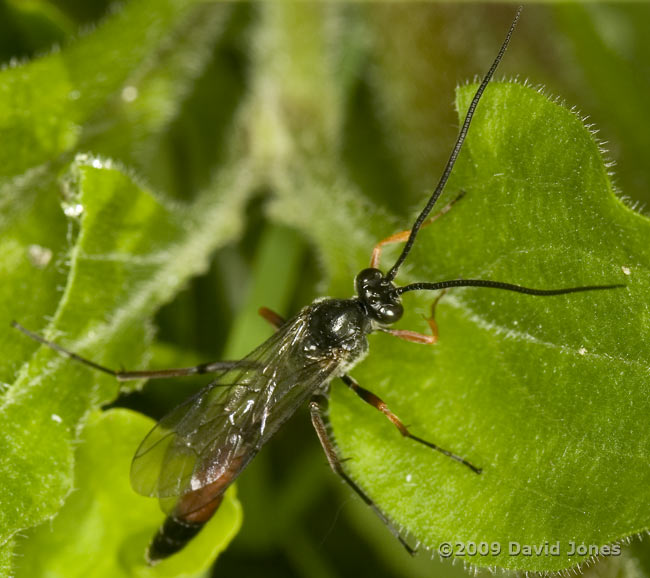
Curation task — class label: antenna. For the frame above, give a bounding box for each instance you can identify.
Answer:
[396,279,625,297]
[386,6,523,282]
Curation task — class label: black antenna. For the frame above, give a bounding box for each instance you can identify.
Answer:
[396,279,625,297]
[386,6,522,282]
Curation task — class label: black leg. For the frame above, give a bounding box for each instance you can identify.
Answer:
[340,374,482,475]
[309,394,416,555]
[11,321,239,381]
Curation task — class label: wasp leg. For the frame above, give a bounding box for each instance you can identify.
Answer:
[378,289,447,345]
[340,374,481,475]
[370,192,465,269]
[378,328,437,345]
[11,321,239,381]
[258,307,286,330]
[309,395,417,555]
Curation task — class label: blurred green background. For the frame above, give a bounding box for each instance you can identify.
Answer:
[2,1,650,577]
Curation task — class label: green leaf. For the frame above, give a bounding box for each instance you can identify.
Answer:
[5,4,650,576]
[0,0,233,379]
[0,0,208,178]
[328,81,647,573]
[190,4,649,572]
[0,0,72,63]
[579,539,650,578]
[14,408,242,578]
[552,3,650,206]
[0,542,12,576]
[0,0,253,567]
[1,155,251,557]
[249,3,393,293]
[76,3,237,195]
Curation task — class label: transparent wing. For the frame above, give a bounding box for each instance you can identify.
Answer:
[130,310,342,507]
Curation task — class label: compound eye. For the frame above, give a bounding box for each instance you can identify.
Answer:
[355,268,383,294]
[378,302,403,323]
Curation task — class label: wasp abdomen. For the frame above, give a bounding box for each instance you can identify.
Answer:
[147,453,246,564]
[147,510,214,564]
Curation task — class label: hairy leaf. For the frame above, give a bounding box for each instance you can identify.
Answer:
[0,0,252,569]
[329,82,647,573]
[212,4,650,572]
[14,409,242,578]
[1,156,250,559]
[4,3,650,576]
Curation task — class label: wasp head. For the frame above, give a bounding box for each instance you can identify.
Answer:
[355,268,403,325]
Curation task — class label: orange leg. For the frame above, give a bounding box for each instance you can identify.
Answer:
[339,374,481,474]
[378,289,447,345]
[370,191,465,269]
[258,307,286,330]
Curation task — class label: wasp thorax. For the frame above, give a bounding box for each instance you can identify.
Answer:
[307,299,371,356]
[354,268,403,324]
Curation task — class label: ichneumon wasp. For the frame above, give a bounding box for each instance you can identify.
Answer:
[13,6,623,563]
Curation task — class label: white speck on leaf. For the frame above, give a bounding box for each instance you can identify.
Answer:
[28,245,53,268]
[121,85,138,102]
[63,203,84,218]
